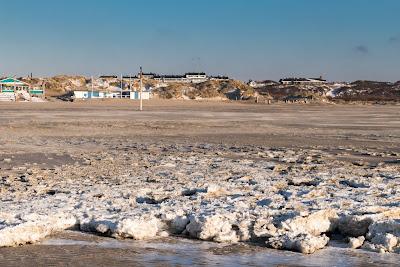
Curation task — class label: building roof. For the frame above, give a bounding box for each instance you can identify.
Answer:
[185,72,206,76]
[210,75,230,79]
[252,80,277,84]
[309,77,327,82]
[163,75,186,79]
[0,78,29,86]
[153,74,186,79]
[99,75,118,79]
[280,78,309,82]
[141,73,157,77]
[280,77,326,83]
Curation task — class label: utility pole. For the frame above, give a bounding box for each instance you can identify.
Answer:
[42,82,46,99]
[91,76,94,99]
[120,74,123,98]
[139,66,143,111]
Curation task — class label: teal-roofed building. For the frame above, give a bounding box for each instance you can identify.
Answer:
[0,78,44,97]
[0,78,30,92]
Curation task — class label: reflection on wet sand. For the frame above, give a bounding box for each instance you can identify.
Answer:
[0,231,399,267]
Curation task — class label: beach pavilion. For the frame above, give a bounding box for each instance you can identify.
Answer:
[0,78,30,93]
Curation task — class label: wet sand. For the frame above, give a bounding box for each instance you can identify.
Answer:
[0,100,399,150]
[1,231,399,267]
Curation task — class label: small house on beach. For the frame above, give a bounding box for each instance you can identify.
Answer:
[73,90,150,100]
[0,78,29,92]
[0,78,45,100]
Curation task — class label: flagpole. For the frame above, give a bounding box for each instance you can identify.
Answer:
[139,67,143,111]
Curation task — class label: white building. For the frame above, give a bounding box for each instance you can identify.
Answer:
[130,91,150,100]
[280,77,327,85]
[74,91,118,99]
[185,72,208,83]
[73,91,88,99]
[153,72,209,84]
[0,78,30,92]
[154,75,187,83]
[249,80,278,88]
[210,76,230,81]
[73,90,150,100]
[73,91,106,99]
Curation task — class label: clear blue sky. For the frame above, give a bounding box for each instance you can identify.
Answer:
[1,0,399,81]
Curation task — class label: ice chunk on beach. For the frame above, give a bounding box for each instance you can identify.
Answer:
[186,214,239,243]
[113,216,165,240]
[267,233,330,254]
[0,214,77,247]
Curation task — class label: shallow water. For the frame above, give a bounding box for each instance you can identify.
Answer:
[0,232,399,266]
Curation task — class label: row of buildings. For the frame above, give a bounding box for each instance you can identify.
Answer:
[100,72,230,84]
[73,90,151,100]
[279,77,327,85]
[73,72,230,100]
[249,77,327,88]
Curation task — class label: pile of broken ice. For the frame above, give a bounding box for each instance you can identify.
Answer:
[1,203,400,254]
[1,144,399,254]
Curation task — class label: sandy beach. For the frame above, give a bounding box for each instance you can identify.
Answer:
[0,100,399,264]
